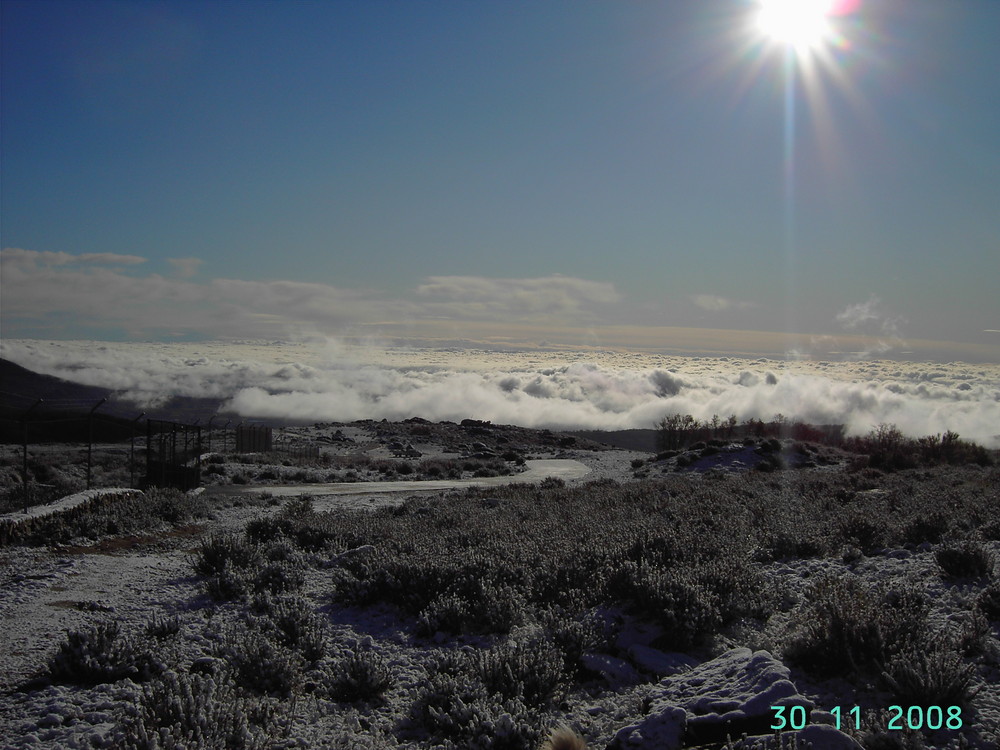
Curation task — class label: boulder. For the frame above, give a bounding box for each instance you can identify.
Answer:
[627,645,697,677]
[610,648,859,750]
[580,653,642,686]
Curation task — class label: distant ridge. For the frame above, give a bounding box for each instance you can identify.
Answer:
[565,429,658,452]
[0,359,113,407]
[0,359,228,442]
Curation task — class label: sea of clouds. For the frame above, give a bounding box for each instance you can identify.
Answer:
[2,339,998,448]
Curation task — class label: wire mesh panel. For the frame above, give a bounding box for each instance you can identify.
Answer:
[235,424,272,453]
[145,420,202,490]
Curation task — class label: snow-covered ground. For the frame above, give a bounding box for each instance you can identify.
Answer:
[1,448,998,749]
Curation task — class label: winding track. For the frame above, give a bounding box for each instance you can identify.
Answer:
[202,458,591,499]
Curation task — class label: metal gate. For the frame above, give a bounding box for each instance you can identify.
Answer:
[145,420,202,490]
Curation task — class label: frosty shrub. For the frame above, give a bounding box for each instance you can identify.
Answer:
[977,581,1000,620]
[204,563,250,602]
[472,639,566,707]
[539,607,608,682]
[881,643,979,707]
[324,649,393,702]
[49,621,160,685]
[935,540,995,580]
[416,592,471,636]
[193,534,262,577]
[837,511,888,555]
[252,559,306,595]
[784,575,928,678]
[118,670,273,750]
[261,595,327,665]
[244,516,289,545]
[145,614,181,640]
[410,670,540,750]
[902,511,950,546]
[612,561,723,650]
[213,626,301,698]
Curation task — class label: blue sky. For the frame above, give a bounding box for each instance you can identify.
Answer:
[2,0,998,360]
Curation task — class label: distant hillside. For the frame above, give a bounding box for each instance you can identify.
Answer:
[0,359,228,443]
[565,428,658,452]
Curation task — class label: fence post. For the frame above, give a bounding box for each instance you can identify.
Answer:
[130,413,145,489]
[86,398,107,490]
[20,399,43,513]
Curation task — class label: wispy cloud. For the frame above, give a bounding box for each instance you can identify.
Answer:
[416,275,619,322]
[1,247,146,267]
[167,257,203,278]
[691,294,753,312]
[834,295,907,357]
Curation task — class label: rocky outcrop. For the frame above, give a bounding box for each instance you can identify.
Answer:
[610,648,861,750]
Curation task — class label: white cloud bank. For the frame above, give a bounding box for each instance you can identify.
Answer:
[3,339,998,448]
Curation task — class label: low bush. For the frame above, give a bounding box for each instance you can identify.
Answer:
[976,582,1000,620]
[260,595,327,665]
[145,614,181,640]
[212,626,301,698]
[118,670,274,750]
[324,648,393,702]
[472,639,566,707]
[193,534,262,578]
[881,643,979,707]
[783,575,928,678]
[935,540,995,580]
[49,621,160,685]
[410,669,540,750]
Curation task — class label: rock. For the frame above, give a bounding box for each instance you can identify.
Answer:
[612,648,825,750]
[580,653,641,686]
[610,705,686,749]
[794,725,864,749]
[627,645,697,677]
[615,616,663,651]
[332,544,376,564]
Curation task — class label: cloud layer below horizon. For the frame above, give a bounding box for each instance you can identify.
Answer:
[3,339,998,448]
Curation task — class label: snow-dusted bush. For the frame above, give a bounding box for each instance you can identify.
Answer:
[540,607,609,681]
[117,670,274,750]
[49,621,160,685]
[324,648,393,702]
[410,669,540,750]
[212,625,302,698]
[259,595,327,665]
[784,575,929,678]
[472,639,566,706]
[253,559,306,594]
[193,533,262,577]
[881,643,979,707]
[935,540,995,580]
[146,613,181,640]
[611,561,723,650]
[978,581,1000,620]
[204,563,251,601]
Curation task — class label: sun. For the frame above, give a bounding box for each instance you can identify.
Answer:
[756,0,834,54]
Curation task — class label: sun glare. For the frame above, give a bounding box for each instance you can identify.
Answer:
[757,0,833,53]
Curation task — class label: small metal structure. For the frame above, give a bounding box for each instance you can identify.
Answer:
[235,424,272,453]
[144,419,202,490]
